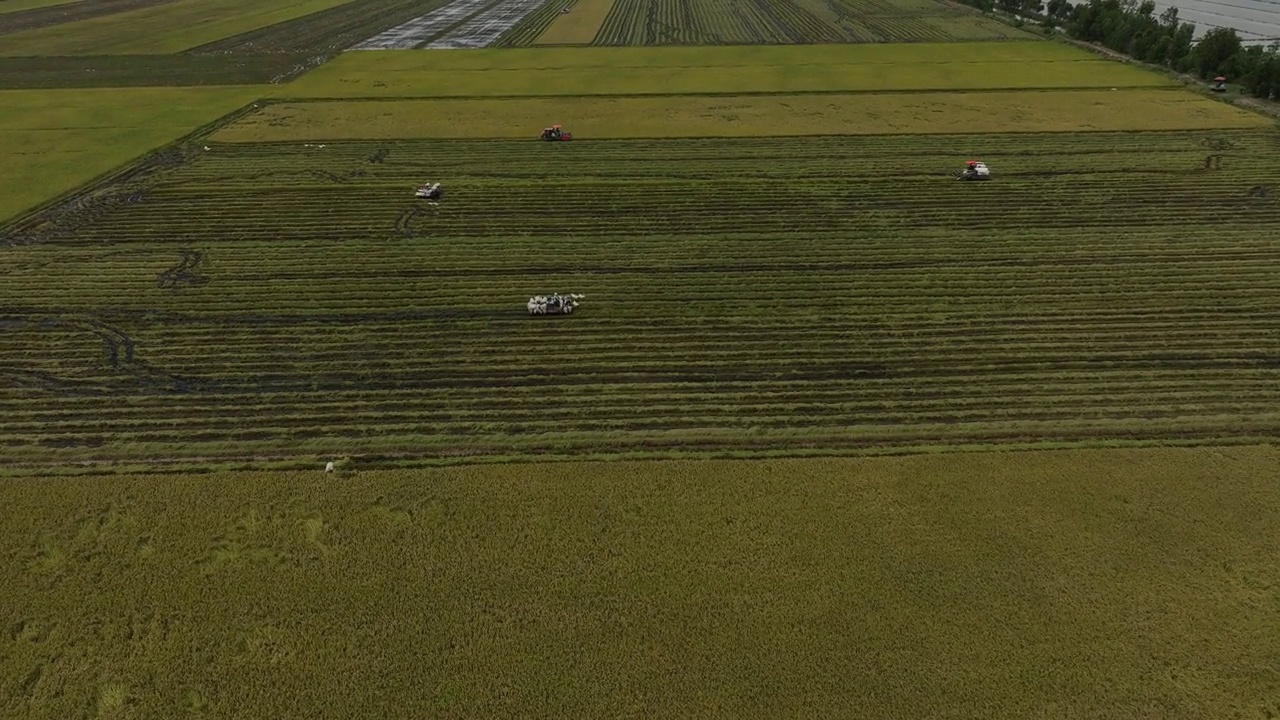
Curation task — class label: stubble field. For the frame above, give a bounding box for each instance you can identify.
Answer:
[2,39,1277,474]
[4,125,1279,471]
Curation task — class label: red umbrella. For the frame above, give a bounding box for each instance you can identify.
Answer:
[1214,76,1226,82]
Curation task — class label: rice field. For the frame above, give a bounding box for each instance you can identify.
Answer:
[0,0,77,13]
[0,0,1049,92]
[2,447,1277,717]
[4,130,1279,471]
[279,41,1177,98]
[210,89,1270,143]
[0,86,266,223]
[2,0,1279,713]
[533,0,616,44]
[0,0,358,55]
[502,0,1037,46]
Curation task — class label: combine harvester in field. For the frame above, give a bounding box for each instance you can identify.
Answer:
[540,124,572,141]
[528,293,584,315]
[415,182,443,200]
[955,160,991,181]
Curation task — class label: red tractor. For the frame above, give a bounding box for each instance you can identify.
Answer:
[540,124,572,141]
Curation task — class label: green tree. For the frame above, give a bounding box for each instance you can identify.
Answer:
[1170,22,1195,69]
[1195,27,1242,78]
[1243,49,1280,99]
[1064,0,1199,69]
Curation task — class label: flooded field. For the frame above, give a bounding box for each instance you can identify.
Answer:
[1151,0,1280,44]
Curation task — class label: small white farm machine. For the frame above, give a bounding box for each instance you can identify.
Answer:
[528,293,584,315]
[955,160,991,181]
[415,182,442,200]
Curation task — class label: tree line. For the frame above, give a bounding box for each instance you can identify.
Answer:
[954,0,1280,100]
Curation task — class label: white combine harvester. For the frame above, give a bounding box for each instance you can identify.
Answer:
[527,293,584,315]
[955,160,991,181]
[415,182,442,200]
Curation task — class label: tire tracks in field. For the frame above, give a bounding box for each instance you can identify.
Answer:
[157,250,210,290]
[1,146,191,247]
[643,0,682,44]
[2,191,148,247]
[746,0,809,43]
[393,205,439,237]
[0,312,197,394]
[67,314,196,392]
[268,55,329,85]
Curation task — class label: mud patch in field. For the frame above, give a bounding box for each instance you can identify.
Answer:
[350,0,550,49]
[350,0,496,49]
[425,0,548,48]
[0,313,198,393]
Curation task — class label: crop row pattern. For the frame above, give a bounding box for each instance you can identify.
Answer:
[1,130,1277,471]
[576,0,1032,45]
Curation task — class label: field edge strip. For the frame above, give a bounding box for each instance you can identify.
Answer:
[273,85,1188,102]
[2,436,1275,479]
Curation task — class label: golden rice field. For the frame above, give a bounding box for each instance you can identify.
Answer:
[3,2,1279,715]
[2,447,1278,718]
[281,41,1174,98]
[213,88,1270,142]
